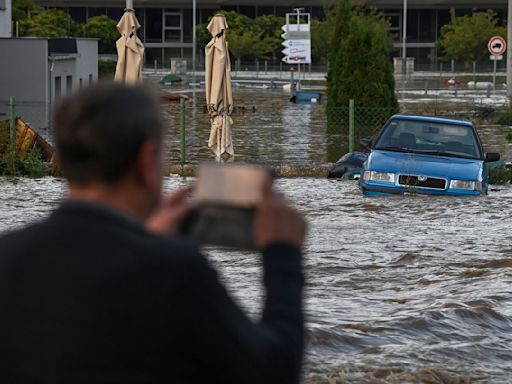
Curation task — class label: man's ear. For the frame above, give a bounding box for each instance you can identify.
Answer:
[134,140,161,189]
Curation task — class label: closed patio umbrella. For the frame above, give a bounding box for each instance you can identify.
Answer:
[205,14,234,161]
[114,8,144,84]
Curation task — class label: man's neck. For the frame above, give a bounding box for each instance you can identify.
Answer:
[68,182,149,222]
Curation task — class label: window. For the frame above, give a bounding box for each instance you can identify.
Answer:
[146,8,163,43]
[182,8,193,43]
[164,29,181,42]
[88,7,107,18]
[54,76,61,100]
[69,7,86,23]
[66,75,73,94]
[106,8,123,20]
[89,74,93,85]
[239,7,256,18]
[135,9,145,41]
[406,10,419,43]
[419,10,436,41]
[165,14,181,27]
[145,48,163,68]
[164,10,181,42]
[79,78,83,88]
[257,7,275,16]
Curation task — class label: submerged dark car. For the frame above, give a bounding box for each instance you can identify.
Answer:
[359,115,500,196]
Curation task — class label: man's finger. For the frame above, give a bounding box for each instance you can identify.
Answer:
[162,186,194,207]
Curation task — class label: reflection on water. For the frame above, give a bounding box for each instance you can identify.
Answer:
[1,177,512,382]
[162,89,344,165]
[161,89,512,167]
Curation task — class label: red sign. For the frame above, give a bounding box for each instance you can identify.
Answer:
[488,36,507,56]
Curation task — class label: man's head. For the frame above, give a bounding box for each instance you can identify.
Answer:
[54,82,164,217]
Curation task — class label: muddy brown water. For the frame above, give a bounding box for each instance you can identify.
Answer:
[161,89,512,166]
[1,177,511,383]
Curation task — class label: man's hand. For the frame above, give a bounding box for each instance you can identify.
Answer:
[253,181,307,250]
[146,187,195,236]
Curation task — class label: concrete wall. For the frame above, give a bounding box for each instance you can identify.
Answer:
[0,39,48,103]
[0,38,98,134]
[0,39,49,132]
[76,39,99,87]
[0,0,12,38]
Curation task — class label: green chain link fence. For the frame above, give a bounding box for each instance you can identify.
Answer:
[325,101,398,162]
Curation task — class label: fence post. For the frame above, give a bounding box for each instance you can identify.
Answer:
[8,96,16,176]
[349,99,355,153]
[179,96,186,167]
[9,97,16,154]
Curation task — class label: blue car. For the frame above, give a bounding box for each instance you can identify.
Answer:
[359,115,500,196]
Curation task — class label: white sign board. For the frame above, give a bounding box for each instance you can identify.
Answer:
[488,36,507,56]
[281,39,311,64]
[281,16,311,65]
[490,55,503,61]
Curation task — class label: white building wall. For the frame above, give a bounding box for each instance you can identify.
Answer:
[0,0,12,38]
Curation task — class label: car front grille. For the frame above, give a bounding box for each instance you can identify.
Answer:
[398,175,446,190]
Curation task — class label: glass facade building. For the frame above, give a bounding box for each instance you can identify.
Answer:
[39,2,507,69]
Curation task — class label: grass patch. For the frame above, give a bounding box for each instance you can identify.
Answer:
[493,108,512,126]
[0,148,54,177]
[489,167,512,184]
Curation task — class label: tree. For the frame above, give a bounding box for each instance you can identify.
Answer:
[19,9,80,38]
[311,18,332,65]
[437,10,506,64]
[326,0,398,159]
[83,15,118,54]
[12,0,43,22]
[196,11,279,66]
[327,1,397,109]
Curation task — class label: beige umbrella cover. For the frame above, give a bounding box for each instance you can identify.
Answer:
[114,10,145,85]
[205,14,234,161]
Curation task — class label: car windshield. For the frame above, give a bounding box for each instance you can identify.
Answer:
[374,119,482,159]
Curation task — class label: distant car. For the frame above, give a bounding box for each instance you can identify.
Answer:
[359,115,500,196]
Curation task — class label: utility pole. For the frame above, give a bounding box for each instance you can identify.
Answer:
[126,0,133,9]
[192,0,196,86]
[507,0,512,101]
[402,0,407,75]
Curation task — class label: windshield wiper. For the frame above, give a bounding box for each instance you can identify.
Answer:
[376,146,418,153]
[413,150,476,159]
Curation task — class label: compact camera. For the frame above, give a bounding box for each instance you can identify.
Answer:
[180,164,271,250]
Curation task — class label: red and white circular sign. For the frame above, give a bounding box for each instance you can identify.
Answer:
[488,36,507,56]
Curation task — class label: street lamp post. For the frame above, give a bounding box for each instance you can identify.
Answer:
[192,0,196,86]
[126,0,133,10]
[507,0,512,100]
[402,0,407,76]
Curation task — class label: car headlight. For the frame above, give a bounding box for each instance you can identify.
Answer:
[363,171,395,183]
[449,180,482,191]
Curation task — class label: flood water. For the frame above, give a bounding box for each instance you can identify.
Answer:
[1,177,511,383]
[161,88,512,166]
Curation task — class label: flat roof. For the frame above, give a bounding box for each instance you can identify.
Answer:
[37,0,507,8]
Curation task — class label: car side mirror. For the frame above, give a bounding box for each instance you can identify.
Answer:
[360,138,372,149]
[485,152,500,162]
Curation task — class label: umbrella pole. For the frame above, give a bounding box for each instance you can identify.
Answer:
[217,115,222,162]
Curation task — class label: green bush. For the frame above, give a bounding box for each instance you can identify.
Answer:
[0,148,50,177]
[493,108,512,126]
[98,60,117,77]
[489,168,512,184]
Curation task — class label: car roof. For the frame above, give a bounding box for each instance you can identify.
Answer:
[390,114,474,128]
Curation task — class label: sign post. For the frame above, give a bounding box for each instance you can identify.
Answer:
[488,36,507,90]
[282,8,311,90]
